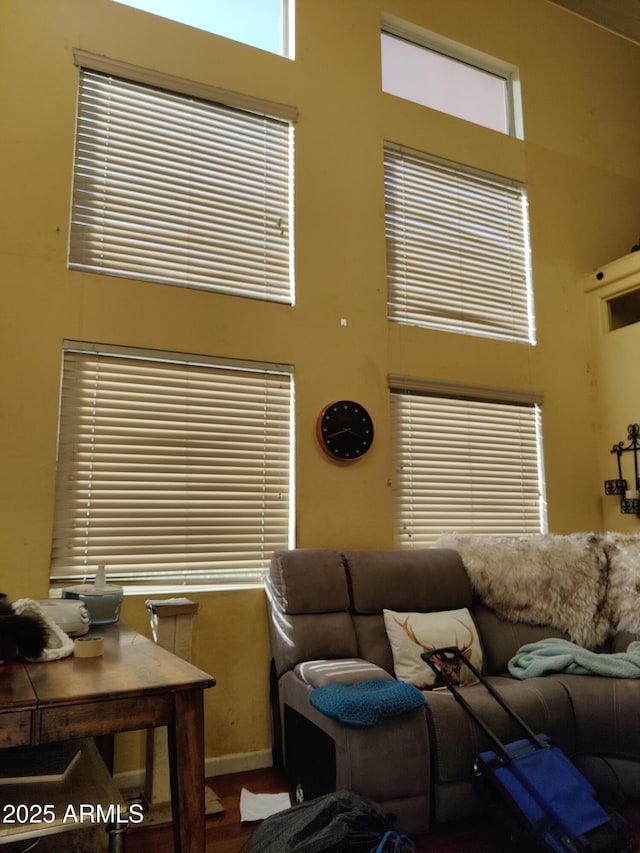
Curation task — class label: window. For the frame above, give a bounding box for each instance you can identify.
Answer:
[380,16,521,137]
[608,288,640,331]
[69,56,295,304]
[385,146,534,343]
[50,343,294,587]
[112,0,294,57]
[390,381,547,547]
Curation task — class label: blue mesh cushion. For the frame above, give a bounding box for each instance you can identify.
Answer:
[310,679,425,727]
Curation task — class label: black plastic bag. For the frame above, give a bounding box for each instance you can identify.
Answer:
[239,789,398,853]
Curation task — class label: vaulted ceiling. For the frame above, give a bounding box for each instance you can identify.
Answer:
[550,0,640,43]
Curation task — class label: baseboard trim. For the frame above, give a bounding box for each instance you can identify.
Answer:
[206,749,273,777]
[114,767,145,792]
[114,749,273,791]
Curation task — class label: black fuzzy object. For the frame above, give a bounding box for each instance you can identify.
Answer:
[0,593,49,660]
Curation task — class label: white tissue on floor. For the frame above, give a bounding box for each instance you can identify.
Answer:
[240,787,291,822]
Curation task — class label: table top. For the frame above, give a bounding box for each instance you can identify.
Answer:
[2,623,216,711]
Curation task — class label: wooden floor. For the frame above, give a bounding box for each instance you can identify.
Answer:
[124,765,640,852]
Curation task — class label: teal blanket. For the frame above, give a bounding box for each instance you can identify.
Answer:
[508,638,640,680]
[310,679,425,727]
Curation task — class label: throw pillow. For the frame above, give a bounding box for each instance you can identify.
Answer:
[383,607,483,689]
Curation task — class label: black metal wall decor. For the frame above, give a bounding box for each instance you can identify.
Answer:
[604,423,640,515]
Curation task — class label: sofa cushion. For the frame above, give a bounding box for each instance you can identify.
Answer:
[267,604,359,675]
[344,549,471,614]
[383,608,482,689]
[549,673,640,761]
[611,630,640,653]
[473,600,570,675]
[424,676,577,787]
[351,614,395,674]
[269,549,350,614]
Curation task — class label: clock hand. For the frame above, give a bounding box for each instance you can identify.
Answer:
[326,428,351,438]
[326,427,367,441]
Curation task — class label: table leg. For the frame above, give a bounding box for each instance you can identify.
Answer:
[168,689,206,853]
[95,733,115,774]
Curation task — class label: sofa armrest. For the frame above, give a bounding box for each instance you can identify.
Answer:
[277,667,431,834]
[294,658,393,687]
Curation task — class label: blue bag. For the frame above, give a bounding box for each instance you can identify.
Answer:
[373,829,416,852]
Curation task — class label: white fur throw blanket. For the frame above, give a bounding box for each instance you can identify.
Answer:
[433,533,611,648]
[602,533,640,637]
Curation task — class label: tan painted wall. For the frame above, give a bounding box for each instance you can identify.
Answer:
[584,254,640,531]
[1,0,639,773]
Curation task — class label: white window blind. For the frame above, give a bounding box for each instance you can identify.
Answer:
[385,146,534,343]
[390,386,546,547]
[69,67,294,303]
[50,345,294,586]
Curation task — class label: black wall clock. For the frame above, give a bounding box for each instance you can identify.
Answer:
[316,400,374,461]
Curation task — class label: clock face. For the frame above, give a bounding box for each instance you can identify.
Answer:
[316,400,374,461]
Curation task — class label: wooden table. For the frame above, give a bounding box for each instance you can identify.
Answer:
[0,624,216,852]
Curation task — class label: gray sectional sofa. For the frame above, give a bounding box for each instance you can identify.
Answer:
[265,536,640,835]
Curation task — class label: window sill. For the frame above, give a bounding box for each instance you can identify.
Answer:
[48,581,264,599]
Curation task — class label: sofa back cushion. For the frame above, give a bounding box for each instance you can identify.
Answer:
[267,549,358,676]
[344,549,473,673]
[269,548,350,613]
[472,600,570,674]
[344,548,472,613]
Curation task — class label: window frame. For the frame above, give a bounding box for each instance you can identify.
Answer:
[381,13,523,139]
[111,0,295,59]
